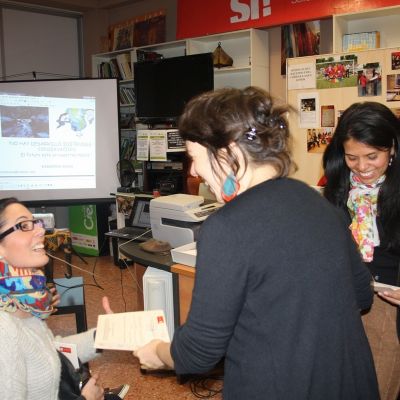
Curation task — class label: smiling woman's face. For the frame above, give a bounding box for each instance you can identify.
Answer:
[0,203,48,268]
[343,138,393,185]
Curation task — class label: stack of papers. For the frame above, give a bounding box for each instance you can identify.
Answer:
[94,309,170,351]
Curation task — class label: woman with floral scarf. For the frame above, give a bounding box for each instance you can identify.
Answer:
[323,101,400,400]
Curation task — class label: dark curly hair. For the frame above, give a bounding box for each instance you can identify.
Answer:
[178,86,296,181]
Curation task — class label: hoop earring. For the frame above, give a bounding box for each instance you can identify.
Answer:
[221,172,240,202]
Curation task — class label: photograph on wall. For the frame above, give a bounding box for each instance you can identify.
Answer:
[307,128,334,154]
[298,92,319,128]
[357,62,381,97]
[391,51,400,70]
[320,105,335,127]
[281,20,320,75]
[386,74,400,101]
[316,55,358,89]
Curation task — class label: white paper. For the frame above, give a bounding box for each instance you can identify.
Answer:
[136,131,150,161]
[298,92,319,128]
[149,132,167,161]
[54,341,79,369]
[287,62,316,90]
[94,309,170,351]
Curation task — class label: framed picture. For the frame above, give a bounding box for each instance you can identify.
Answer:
[112,24,134,51]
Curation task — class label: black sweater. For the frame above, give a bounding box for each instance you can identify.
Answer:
[171,178,378,399]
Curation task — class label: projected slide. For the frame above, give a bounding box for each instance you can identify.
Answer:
[0,94,96,191]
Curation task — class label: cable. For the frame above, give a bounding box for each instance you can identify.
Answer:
[189,376,224,398]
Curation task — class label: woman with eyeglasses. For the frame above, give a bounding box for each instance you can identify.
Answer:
[134,87,379,399]
[0,197,115,400]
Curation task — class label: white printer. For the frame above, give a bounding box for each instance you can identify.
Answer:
[150,193,223,248]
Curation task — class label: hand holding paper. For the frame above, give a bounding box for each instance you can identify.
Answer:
[94,310,170,351]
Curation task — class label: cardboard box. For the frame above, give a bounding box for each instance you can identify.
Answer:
[171,242,197,267]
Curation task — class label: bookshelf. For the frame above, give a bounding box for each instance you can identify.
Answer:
[92,28,269,194]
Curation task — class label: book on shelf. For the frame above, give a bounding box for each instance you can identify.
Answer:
[119,86,135,105]
[120,137,135,160]
[116,53,133,80]
[120,112,135,129]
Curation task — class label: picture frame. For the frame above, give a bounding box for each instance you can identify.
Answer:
[112,24,134,51]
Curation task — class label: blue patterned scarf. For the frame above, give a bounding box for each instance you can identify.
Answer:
[0,261,53,319]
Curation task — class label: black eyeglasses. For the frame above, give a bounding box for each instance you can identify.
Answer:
[0,219,45,241]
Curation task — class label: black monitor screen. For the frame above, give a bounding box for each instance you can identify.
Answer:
[134,53,214,124]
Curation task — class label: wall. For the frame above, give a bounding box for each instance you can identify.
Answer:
[287,47,397,186]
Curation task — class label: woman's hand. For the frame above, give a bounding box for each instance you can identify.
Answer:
[81,373,104,400]
[101,296,113,314]
[378,289,400,306]
[133,339,166,370]
[49,286,60,313]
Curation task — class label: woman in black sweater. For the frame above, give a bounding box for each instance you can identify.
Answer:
[134,87,379,399]
[323,101,400,400]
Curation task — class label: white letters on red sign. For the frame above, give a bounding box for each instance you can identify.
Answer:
[230,0,271,23]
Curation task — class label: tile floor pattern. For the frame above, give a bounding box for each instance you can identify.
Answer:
[46,252,223,400]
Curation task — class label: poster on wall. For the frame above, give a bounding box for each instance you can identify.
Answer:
[298,92,319,128]
[320,105,335,127]
[287,62,316,90]
[281,20,320,75]
[316,55,358,89]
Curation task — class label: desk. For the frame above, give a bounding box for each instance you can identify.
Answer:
[118,241,195,326]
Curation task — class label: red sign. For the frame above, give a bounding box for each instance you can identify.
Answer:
[177,0,400,39]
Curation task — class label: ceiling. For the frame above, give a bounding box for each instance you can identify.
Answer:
[2,0,144,12]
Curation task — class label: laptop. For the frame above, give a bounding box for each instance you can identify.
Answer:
[106,196,153,242]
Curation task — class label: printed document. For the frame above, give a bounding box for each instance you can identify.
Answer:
[94,309,170,351]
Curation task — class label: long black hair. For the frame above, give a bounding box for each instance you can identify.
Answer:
[323,102,400,251]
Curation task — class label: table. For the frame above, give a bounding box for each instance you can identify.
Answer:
[118,241,195,326]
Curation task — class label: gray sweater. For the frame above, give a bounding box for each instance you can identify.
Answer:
[0,311,98,400]
[171,178,379,399]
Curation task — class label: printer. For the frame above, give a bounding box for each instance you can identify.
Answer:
[150,193,223,248]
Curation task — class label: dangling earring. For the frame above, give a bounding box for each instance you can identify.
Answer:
[221,172,240,202]
[388,156,393,166]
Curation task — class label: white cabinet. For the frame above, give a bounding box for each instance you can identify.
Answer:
[187,29,269,90]
[333,6,400,52]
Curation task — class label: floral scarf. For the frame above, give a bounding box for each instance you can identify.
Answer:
[0,261,52,319]
[347,172,385,262]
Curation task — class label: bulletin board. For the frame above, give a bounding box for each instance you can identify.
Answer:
[286,46,400,186]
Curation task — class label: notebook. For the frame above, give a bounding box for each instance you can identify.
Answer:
[106,196,152,242]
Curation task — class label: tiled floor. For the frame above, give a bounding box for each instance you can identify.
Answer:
[47,252,223,400]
